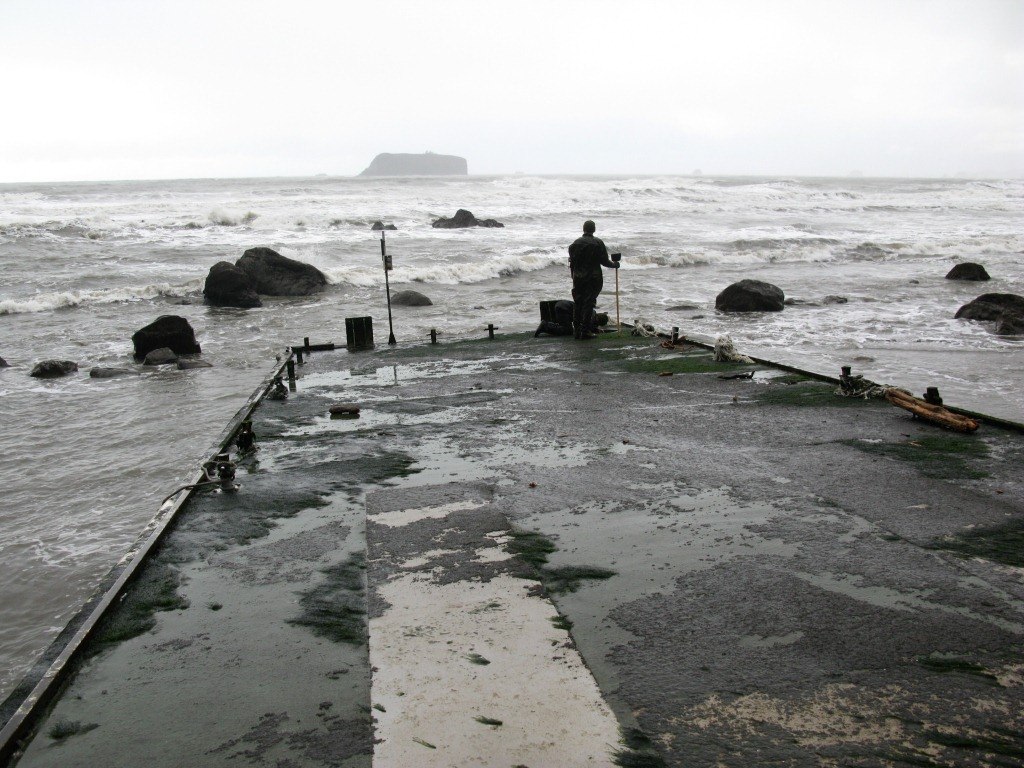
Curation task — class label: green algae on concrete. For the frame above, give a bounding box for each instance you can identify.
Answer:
[926,519,1024,567]
[543,565,618,594]
[917,655,1002,685]
[880,728,1024,766]
[843,434,990,479]
[46,719,98,741]
[506,530,556,566]
[287,552,367,645]
[613,726,668,767]
[507,530,617,594]
[754,378,878,407]
[608,346,750,375]
[89,560,188,654]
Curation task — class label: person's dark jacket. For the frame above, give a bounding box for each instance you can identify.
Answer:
[568,234,616,278]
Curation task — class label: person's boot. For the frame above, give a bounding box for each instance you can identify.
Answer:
[575,324,595,340]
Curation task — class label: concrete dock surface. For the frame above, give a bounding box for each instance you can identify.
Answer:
[7,331,1024,767]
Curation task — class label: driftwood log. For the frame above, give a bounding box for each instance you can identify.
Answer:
[883,389,979,432]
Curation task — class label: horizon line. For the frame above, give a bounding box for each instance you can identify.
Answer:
[2,171,1021,186]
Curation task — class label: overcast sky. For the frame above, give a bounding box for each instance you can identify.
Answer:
[2,0,1021,182]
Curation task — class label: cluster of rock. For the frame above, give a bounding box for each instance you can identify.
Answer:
[712,262,1021,337]
[432,209,504,229]
[6,253,1021,384]
[955,294,1024,335]
[203,247,328,308]
[14,315,210,380]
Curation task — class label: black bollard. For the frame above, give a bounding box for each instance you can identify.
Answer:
[286,359,296,381]
[841,366,852,378]
[303,337,310,350]
[924,387,943,406]
[296,349,303,365]
[487,323,496,339]
[671,327,679,344]
[430,329,438,344]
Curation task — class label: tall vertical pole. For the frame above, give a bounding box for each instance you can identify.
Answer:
[615,268,621,337]
[381,231,396,345]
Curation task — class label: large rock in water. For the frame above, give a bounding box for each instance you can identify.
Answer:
[236,247,327,296]
[946,263,991,281]
[391,290,433,306]
[204,261,262,308]
[132,315,202,359]
[432,209,504,229]
[955,293,1024,335]
[359,152,468,176]
[715,280,785,312]
[30,360,78,378]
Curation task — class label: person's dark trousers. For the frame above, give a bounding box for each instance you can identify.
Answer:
[571,274,603,337]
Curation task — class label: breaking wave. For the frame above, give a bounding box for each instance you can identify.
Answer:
[0,282,197,315]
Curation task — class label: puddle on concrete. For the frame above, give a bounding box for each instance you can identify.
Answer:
[299,355,565,390]
[793,570,1024,634]
[738,631,806,649]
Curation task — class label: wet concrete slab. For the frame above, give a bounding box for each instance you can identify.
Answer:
[9,332,1024,767]
[365,483,619,766]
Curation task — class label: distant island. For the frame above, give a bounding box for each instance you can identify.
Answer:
[359,152,468,176]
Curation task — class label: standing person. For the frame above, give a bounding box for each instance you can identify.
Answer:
[568,220,619,339]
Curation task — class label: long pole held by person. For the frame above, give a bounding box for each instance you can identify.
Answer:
[612,252,622,336]
[381,231,397,345]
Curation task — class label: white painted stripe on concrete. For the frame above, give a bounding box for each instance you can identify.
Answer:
[369,567,620,767]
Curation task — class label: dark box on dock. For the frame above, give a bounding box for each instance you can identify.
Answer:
[345,317,374,349]
[539,301,559,322]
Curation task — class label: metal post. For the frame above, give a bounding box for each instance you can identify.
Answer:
[286,359,295,381]
[615,268,621,337]
[295,349,303,365]
[430,329,437,344]
[487,324,496,339]
[671,327,679,344]
[381,232,397,345]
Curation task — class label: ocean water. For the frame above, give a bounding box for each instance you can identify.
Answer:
[1,174,1022,701]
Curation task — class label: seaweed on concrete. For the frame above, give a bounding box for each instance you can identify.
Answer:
[543,565,618,594]
[612,726,668,767]
[506,531,557,566]
[926,520,1024,568]
[611,349,747,375]
[921,728,1024,762]
[916,655,1001,685]
[474,715,503,726]
[842,434,990,479]
[287,552,367,645]
[756,379,875,407]
[47,718,99,741]
[507,530,617,594]
[89,561,189,654]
